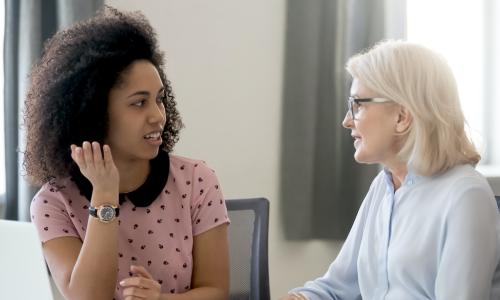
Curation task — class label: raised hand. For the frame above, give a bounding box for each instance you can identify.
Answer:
[70,141,119,198]
[120,265,162,300]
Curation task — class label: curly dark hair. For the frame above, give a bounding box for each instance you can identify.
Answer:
[24,6,183,186]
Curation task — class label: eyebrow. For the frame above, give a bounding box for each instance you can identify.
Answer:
[126,87,165,99]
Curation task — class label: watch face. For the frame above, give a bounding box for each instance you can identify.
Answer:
[99,206,116,222]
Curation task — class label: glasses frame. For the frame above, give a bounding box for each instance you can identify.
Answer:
[347,96,392,120]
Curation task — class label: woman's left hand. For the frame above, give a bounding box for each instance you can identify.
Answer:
[120,265,162,300]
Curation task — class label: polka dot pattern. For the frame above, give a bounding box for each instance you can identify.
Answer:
[30,155,230,300]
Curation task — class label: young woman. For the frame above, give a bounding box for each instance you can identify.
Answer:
[281,40,500,300]
[25,7,229,300]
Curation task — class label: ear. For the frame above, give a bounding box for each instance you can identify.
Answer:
[395,105,412,134]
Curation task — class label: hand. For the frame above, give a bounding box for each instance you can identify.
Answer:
[120,265,162,300]
[280,292,309,300]
[70,141,119,196]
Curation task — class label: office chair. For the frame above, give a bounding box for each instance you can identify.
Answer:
[226,198,270,300]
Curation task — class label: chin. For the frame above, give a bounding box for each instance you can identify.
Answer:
[129,149,160,162]
[146,148,160,159]
[353,150,372,164]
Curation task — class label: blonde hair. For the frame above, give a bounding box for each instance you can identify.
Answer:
[346,40,480,176]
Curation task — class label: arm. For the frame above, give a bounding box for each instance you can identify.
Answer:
[120,224,229,300]
[436,187,498,300]
[280,202,368,300]
[281,179,379,300]
[165,223,229,299]
[44,142,120,300]
[43,214,118,300]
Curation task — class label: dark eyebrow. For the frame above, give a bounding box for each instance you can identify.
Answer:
[126,87,165,99]
[127,91,150,98]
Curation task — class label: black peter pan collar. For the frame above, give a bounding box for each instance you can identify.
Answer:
[71,151,170,207]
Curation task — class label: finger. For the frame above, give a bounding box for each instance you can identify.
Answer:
[124,294,146,300]
[293,292,308,300]
[122,287,148,299]
[130,265,154,280]
[92,142,103,167]
[70,144,77,161]
[82,141,94,167]
[71,145,86,169]
[103,144,114,168]
[120,276,148,288]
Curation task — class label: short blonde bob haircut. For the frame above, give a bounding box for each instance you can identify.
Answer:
[346,40,480,176]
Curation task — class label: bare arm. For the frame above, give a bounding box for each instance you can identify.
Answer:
[121,224,230,300]
[43,214,118,300]
[44,142,120,300]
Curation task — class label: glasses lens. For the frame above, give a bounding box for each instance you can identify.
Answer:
[348,97,355,119]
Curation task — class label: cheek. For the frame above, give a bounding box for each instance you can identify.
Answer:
[106,117,131,140]
[357,122,394,150]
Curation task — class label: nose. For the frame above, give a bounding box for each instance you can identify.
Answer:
[148,102,166,125]
[342,111,353,129]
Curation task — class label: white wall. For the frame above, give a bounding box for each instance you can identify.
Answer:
[105,0,343,298]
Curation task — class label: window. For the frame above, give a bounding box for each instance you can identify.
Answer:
[0,1,5,199]
[407,0,499,174]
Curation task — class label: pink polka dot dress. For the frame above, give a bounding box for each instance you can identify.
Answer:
[30,152,230,299]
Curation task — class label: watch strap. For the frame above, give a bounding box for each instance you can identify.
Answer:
[89,206,98,218]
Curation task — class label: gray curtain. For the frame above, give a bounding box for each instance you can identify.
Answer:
[4,0,103,221]
[281,0,404,240]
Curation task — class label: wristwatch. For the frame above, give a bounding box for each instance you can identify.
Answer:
[89,204,119,223]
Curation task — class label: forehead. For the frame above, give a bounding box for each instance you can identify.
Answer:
[116,59,162,90]
[350,78,375,97]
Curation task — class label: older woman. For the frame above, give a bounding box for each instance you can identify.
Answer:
[281,40,500,300]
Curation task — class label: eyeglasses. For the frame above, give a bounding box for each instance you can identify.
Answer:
[347,96,392,120]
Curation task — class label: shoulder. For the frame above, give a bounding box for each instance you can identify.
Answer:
[430,164,496,213]
[169,154,218,179]
[169,154,210,168]
[435,164,492,194]
[31,177,81,210]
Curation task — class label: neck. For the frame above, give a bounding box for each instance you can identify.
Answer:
[114,157,150,193]
[385,160,408,191]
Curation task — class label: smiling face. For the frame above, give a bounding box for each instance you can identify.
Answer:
[105,59,167,164]
[342,78,402,165]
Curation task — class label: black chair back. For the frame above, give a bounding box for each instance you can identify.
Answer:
[226,198,270,300]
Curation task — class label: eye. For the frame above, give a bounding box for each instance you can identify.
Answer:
[132,99,147,107]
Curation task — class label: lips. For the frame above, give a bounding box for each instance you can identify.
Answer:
[144,131,162,140]
[351,133,361,148]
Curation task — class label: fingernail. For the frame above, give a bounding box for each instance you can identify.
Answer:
[119,280,125,286]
